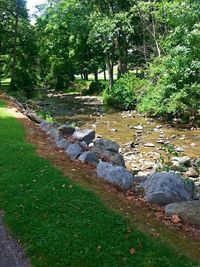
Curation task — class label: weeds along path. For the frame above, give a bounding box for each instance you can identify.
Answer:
[0,97,199,267]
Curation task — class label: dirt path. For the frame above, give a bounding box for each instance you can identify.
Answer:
[1,95,200,263]
[0,212,31,267]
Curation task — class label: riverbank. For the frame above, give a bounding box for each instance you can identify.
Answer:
[25,91,200,195]
[0,96,200,266]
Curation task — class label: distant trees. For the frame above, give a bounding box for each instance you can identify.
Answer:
[0,0,37,94]
[1,0,200,123]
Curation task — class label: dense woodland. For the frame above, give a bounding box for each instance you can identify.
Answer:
[0,0,200,124]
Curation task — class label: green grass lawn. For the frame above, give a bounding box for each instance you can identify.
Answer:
[0,99,199,267]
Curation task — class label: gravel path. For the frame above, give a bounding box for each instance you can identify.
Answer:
[0,211,31,267]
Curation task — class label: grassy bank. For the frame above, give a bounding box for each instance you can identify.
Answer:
[0,99,199,267]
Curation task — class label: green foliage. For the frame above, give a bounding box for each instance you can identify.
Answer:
[0,100,199,267]
[83,80,109,96]
[103,73,146,110]
[138,1,200,124]
[158,144,179,172]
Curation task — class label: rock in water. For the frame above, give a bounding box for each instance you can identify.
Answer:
[97,161,134,190]
[58,125,75,136]
[78,151,98,165]
[172,156,191,166]
[72,129,95,144]
[94,138,119,153]
[134,125,143,130]
[143,143,155,148]
[56,139,70,150]
[65,144,82,160]
[165,201,200,226]
[185,168,198,178]
[139,172,190,205]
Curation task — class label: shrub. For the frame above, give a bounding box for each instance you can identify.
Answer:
[83,80,108,96]
[103,73,146,110]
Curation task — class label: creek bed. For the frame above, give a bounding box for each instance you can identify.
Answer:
[37,92,200,176]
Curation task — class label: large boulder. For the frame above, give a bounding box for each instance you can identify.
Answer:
[26,111,42,124]
[78,151,98,165]
[97,161,134,190]
[94,138,119,153]
[65,144,82,160]
[72,129,95,144]
[47,127,63,142]
[56,139,70,150]
[40,121,54,132]
[92,146,125,167]
[58,125,75,136]
[139,172,190,205]
[165,201,200,226]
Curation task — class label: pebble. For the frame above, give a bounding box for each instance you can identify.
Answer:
[134,125,144,130]
[143,143,155,148]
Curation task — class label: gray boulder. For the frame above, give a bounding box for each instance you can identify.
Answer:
[40,121,53,132]
[94,138,119,153]
[26,111,42,124]
[165,201,200,226]
[56,139,70,150]
[65,144,82,160]
[139,172,190,205]
[47,127,63,142]
[72,129,95,144]
[97,161,134,190]
[183,179,195,200]
[58,125,75,136]
[79,141,88,150]
[78,151,98,165]
[92,146,125,167]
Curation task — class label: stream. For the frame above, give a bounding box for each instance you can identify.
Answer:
[37,92,200,177]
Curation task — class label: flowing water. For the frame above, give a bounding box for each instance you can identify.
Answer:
[37,92,200,173]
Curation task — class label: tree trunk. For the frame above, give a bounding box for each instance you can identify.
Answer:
[94,69,98,82]
[103,68,106,81]
[84,70,88,81]
[116,34,128,79]
[10,0,19,88]
[107,58,114,90]
[117,59,127,79]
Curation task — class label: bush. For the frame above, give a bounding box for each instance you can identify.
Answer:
[82,80,108,96]
[138,3,200,125]
[102,73,146,110]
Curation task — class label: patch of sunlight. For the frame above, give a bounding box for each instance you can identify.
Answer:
[1,78,11,85]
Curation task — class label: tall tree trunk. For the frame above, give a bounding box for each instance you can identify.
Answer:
[116,34,128,79]
[143,28,147,63]
[11,0,19,88]
[94,69,98,82]
[117,59,127,79]
[106,58,113,90]
[103,68,106,81]
[97,0,103,12]
[84,70,88,81]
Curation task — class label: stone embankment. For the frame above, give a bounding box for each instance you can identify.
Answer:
[4,93,200,227]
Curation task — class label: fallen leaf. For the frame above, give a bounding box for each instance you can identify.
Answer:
[171,214,181,224]
[130,247,136,255]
